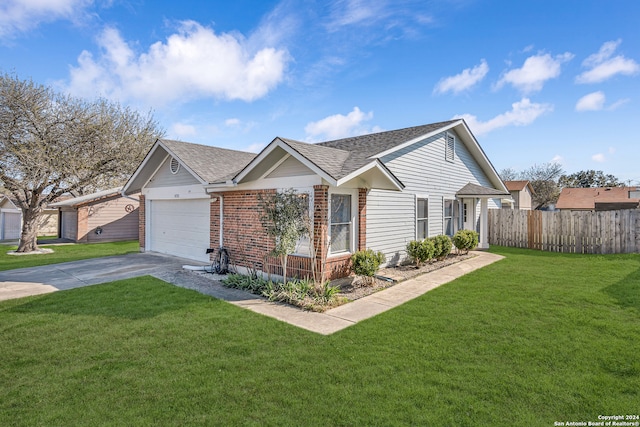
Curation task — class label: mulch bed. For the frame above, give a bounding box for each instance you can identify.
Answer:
[331,252,475,301]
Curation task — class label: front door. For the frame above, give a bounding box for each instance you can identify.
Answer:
[462,198,476,231]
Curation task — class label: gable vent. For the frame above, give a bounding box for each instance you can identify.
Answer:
[445,133,455,162]
[170,157,180,174]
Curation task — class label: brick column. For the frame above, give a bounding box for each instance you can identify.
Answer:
[358,188,367,250]
[138,195,145,252]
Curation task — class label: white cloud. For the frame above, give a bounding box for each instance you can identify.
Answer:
[576,40,639,84]
[433,60,489,95]
[0,0,93,38]
[551,155,564,165]
[64,21,290,105]
[454,98,553,136]
[496,52,574,94]
[170,122,197,138]
[225,118,241,127]
[575,91,606,111]
[592,153,606,163]
[305,106,381,141]
[245,142,267,153]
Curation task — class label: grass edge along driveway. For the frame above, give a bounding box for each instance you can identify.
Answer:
[0,246,639,426]
[0,240,139,271]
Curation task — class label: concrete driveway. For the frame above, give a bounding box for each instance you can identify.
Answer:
[0,253,207,301]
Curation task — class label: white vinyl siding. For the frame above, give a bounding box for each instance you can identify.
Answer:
[266,156,315,178]
[366,190,415,265]
[364,130,499,262]
[147,157,200,188]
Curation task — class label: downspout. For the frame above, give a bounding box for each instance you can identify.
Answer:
[209,192,224,247]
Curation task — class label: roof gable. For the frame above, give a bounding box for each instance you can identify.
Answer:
[123,139,257,195]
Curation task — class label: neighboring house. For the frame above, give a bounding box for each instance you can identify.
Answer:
[0,196,22,240]
[123,119,509,279]
[49,188,140,243]
[503,180,535,210]
[0,196,58,240]
[555,187,640,211]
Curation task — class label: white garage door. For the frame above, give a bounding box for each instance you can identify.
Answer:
[148,199,210,262]
[1,212,21,240]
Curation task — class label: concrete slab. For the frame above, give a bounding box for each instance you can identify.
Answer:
[0,282,57,301]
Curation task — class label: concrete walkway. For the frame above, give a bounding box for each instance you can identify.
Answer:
[217,251,504,334]
[1,250,503,335]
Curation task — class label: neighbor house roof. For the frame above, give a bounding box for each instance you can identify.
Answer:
[49,187,125,208]
[556,187,640,210]
[504,180,535,193]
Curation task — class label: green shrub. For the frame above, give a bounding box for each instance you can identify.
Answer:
[453,229,479,254]
[222,274,343,312]
[431,234,452,260]
[406,239,435,267]
[351,249,386,284]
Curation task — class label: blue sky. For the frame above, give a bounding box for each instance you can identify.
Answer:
[1,0,639,183]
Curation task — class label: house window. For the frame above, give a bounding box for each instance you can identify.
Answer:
[416,198,429,240]
[330,194,351,254]
[444,199,459,236]
[445,133,455,162]
[293,192,312,257]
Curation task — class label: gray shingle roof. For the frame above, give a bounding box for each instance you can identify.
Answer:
[279,120,459,180]
[161,139,257,184]
[456,182,510,197]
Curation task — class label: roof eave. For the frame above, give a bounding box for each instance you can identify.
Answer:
[336,160,404,191]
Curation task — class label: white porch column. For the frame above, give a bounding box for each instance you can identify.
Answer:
[479,198,489,249]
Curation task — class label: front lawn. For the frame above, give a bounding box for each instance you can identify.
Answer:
[0,240,139,271]
[1,247,638,425]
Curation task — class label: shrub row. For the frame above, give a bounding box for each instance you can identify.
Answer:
[406,230,478,267]
[222,274,344,312]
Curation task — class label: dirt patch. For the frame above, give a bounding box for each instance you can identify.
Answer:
[331,253,475,301]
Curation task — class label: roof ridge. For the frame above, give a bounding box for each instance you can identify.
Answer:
[160,138,254,155]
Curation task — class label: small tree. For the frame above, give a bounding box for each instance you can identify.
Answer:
[259,189,309,283]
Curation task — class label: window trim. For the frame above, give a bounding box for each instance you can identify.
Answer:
[328,190,357,257]
[291,190,313,258]
[443,197,459,237]
[415,194,429,240]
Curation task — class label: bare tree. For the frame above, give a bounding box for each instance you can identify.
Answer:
[520,162,564,209]
[499,167,520,182]
[0,72,163,252]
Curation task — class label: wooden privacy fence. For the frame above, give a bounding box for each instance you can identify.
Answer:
[488,209,640,254]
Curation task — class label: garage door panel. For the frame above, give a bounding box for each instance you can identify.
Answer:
[149,199,210,262]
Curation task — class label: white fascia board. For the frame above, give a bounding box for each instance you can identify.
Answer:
[336,160,404,190]
[371,120,463,159]
[122,140,163,195]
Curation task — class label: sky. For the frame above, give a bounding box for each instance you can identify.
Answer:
[1,0,639,184]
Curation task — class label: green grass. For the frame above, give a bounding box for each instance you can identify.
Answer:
[0,240,139,271]
[1,247,638,426]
